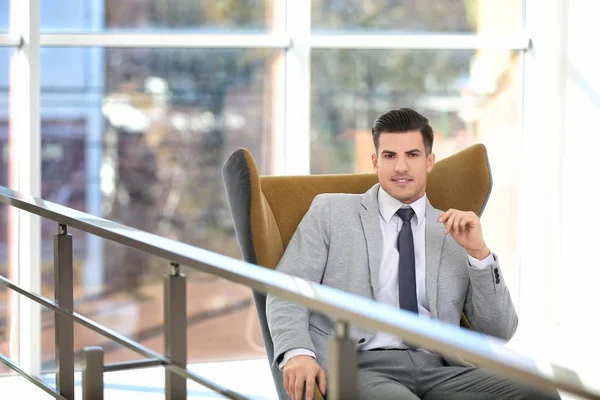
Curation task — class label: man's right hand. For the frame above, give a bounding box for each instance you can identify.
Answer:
[283,355,327,400]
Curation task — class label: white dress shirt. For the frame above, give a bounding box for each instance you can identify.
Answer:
[278,188,494,368]
[364,188,430,350]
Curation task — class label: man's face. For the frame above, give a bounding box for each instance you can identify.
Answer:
[371,131,435,204]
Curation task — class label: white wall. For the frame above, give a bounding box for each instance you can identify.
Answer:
[520,0,600,388]
[557,0,600,380]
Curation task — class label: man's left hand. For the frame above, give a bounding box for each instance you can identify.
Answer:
[439,209,490,260]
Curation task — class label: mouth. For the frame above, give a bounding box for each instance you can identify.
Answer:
[391,177,412,186]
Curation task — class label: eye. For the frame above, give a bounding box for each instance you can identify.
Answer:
[383,153,394,159]
[408,152,418,158]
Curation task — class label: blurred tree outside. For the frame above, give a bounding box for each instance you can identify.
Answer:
[312,0,476,32]
[101,0,275,292]
[105,0,268,31]
[311,0,479,173]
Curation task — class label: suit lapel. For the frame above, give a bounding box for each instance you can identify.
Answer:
[425,201,445,319]
[360,185,383,298]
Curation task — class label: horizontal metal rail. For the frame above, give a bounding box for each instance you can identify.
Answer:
[1,32,532,50]
[39,33,291,48]
[1,185,599,399]
[103,359,164,373]
[0,274,248,400]
[310,33,531,50]
[0,352,66,399]
[0,33,21,47]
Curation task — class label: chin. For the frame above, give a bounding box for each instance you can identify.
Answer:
[391,191,414,203]
[395,189,422,203]
[398,195,416,203]
[381,182,423,203]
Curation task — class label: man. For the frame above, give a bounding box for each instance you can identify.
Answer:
[266,108,559,400]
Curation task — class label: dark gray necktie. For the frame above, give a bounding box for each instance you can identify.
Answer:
[396,207,418,313]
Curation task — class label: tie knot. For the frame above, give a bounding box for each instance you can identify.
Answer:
[396,207,415,222]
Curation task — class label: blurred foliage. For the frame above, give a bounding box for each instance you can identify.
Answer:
[105,0,268,30]
[310,0,476,173]
[312,0,474,32]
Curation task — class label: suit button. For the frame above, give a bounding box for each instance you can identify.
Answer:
[494,268,499,274]
[358,338,366,344]
[496,278,500,284]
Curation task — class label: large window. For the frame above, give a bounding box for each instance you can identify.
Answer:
[0,0,529,377]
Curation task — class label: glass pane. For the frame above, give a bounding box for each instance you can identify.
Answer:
[0,1,8,31]
[311,47,522,295]
[40,0,277,32]
[0,47,13,376]
[0,204,10,375]
[39,47,278,370]
[312,0,523,34]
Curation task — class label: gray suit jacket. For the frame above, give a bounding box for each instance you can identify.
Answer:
[266,184,518,371]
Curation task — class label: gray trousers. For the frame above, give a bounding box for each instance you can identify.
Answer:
[356,349,561,400]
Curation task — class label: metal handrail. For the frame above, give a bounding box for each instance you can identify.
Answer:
[0,352,66,399]
[0,274,246,399]
[0,184,599,400]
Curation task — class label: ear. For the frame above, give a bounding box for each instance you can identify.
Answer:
[426,152,435,173]
[371,152,378,173]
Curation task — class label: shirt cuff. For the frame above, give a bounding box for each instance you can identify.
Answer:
[278,348,316,370]
[467,252,495,270]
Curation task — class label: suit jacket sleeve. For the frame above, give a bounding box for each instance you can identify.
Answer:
[463,254,518,341]
[266,195,331,366]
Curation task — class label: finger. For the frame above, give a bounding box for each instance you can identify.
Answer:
[452,214,462,233]
[439,208,453,222]
[468,213,480,228]
[294,376,305,400]
[284,370,292,399]
[305,373,316,400]
[459,216,469,231]
[438,211,448,222]
[318,368,327,395]
[445,213,455,233]
[462,214,474,231]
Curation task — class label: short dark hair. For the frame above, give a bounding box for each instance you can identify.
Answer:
[372,108,434,154]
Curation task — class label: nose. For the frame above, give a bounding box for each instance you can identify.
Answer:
[394,156,409,172]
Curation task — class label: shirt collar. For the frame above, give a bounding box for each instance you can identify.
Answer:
[377,186,427,226]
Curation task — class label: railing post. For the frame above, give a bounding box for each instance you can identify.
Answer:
[82,346,104,400]
[164,262,187,399]
[327,321,357,400]
[55,223,74,399]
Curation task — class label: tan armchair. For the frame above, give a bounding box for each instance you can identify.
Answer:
[222,144,493,399]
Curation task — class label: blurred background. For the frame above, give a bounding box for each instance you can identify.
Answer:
[0,0,598,393]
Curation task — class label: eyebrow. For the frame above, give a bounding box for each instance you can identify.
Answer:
[380,149,422,155]
[405,148,422,154]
